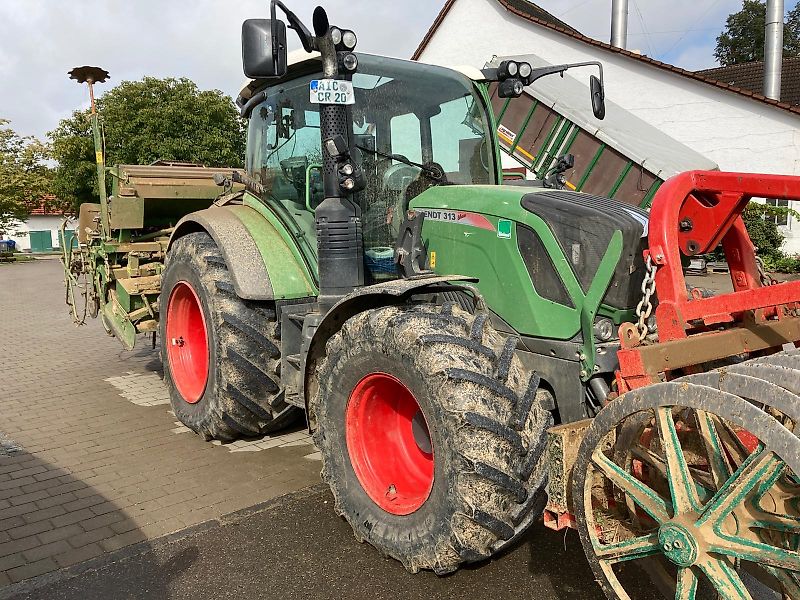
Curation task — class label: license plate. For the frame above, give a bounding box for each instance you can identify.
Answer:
[310,79,355,105]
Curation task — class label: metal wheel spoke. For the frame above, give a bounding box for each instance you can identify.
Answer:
[751,508,800,535]
[696,410,734,490]
[760,564,800,598]
[697,448,782,528]
[710,535,800,572]
[697,557,753,600]
[655,406,701,514]
[776,478,800,499]
[714,420,750,467]
[675,567,698,600]
[573,374,800,600]
[591,449,672,524]
[631,444,716,492]
[594,533,661,564]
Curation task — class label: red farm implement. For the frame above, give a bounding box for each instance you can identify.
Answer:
[545,171,800,599]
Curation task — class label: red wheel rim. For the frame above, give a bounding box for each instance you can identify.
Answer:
[165,281,209,404]
[345,373,434,515]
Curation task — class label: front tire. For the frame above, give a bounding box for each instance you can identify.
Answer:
[160,232,298,441]
[311,303,552,574]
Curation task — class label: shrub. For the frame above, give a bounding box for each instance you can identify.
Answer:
[761,253,800,273]
[741,203,786,258]
[709,203,800,273]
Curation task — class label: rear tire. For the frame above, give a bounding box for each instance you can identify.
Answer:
[311,303,552,574]
[161,232,299,441]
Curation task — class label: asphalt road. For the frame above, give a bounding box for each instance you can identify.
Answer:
[2,485,657,600]
[0,265,777,600]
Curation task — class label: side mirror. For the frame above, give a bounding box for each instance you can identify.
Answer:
[590,75,606,120]
[242,19,287,79]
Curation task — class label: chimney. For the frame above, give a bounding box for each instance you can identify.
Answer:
[763,0,784,100]
[611,0,629,49]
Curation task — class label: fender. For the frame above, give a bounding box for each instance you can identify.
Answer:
[169,204,317,301]
[301,275,479,426]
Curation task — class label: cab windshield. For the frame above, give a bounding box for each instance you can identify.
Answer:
[246,54,496,248]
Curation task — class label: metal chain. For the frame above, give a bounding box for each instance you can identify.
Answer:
[755,256,778,287]
[635,255,657,341]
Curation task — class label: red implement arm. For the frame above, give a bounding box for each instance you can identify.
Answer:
[617,170,800,391]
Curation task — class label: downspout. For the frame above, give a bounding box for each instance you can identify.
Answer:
[610,0,629,49]
[764,0,784,100]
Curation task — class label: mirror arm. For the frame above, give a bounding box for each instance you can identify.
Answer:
[483,61,604,86]
[271,0,318,52]
[561,61,604,87]
[527,64,570,82]
[527,61,604,85]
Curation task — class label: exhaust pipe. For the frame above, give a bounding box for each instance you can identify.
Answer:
[610,0,628,49]
[764,0,784,100]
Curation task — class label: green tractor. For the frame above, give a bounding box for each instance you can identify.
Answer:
[180,4,614,573]
[64,2,800,597]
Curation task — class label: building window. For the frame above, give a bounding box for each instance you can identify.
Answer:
[766,199,789,226]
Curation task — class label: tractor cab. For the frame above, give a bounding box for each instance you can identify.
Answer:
[239,51,499,262]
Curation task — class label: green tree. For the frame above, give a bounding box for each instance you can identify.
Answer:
[50,77,246,208]
[742,202,785,256]
[714,0,800,66]
[0,120,53,234]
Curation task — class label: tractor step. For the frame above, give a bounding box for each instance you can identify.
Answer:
[279,303,318,406]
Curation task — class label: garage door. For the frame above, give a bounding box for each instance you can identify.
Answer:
[28,230,53,253]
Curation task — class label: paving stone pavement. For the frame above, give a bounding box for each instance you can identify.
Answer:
[0,261,321,586]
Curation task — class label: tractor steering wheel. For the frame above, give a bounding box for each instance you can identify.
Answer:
[382,163,421,192]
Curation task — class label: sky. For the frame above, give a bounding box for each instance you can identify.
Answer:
[0,0,781,141]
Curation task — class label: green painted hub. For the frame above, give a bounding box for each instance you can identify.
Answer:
[658,523,698,567]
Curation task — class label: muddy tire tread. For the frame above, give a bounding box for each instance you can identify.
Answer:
[161,232,297,441]
[312,303,552,574]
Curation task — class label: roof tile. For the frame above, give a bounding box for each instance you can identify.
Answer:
[29,195,62,216]
[697,57,800,106]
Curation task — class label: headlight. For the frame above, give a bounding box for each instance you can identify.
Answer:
[342,52,358,71]
[342,30,358,49]
[498,77,524,98]
[498,60,519,80]
[330,27,343,45]
[519,62,532,79]
[593,318,615,342]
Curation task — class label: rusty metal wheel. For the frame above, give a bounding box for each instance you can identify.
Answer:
[573,373,800,600]
[61,231,89,325]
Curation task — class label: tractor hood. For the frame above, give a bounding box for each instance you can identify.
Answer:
[518,188,648,311]
[410,184,649,313]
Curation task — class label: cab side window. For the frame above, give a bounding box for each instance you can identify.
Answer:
[246,76,323,208]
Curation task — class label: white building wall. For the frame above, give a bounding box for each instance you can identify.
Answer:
[3,215,76,252]
[417,0,800,251]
